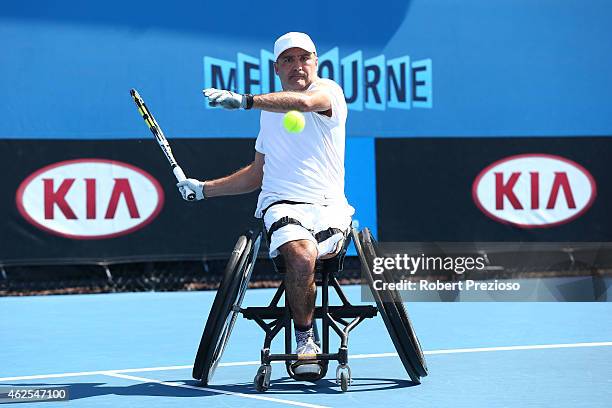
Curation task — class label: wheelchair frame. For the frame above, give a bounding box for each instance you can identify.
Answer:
[192,227,427,392]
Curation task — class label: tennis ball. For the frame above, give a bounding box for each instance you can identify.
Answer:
[283,110,305,133]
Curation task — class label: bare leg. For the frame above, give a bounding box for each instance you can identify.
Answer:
[279,239,318,330]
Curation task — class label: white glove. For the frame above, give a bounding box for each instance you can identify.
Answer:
[203,88,246,110]
[176,178,206,200]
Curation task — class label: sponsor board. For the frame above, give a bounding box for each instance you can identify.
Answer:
[16,159,164,239]
[376,137,611,242]
[0,139,266,264]
[472,154,597,228]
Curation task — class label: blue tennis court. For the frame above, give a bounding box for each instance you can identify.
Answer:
[2,2,612,407]
[2,285,611,407]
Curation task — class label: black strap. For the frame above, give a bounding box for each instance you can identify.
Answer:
[244,93,254,109]
[314,227,344,243]
[266,216,305,243]
[261,200,312,218]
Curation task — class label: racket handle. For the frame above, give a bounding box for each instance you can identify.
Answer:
[173,166,196,201]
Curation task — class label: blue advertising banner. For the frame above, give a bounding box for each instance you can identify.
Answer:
[1,0,611,139]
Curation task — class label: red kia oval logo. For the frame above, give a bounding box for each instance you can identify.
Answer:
[16,159,164,239]
[472,154,596,228]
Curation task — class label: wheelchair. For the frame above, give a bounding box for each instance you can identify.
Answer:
[192,226,428,392]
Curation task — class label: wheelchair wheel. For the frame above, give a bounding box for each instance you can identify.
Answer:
[193,231,262,384]
[353,228,428,383]
[366,230,428,377]
[254,364,271,392]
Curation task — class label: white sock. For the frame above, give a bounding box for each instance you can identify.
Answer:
[295,327,314,344]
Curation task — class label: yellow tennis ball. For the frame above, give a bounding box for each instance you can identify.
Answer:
[283,110,305,133]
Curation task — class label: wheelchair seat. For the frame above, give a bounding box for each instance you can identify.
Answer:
[269,229,350,276]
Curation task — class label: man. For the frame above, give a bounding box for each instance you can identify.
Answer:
[177,32,353,376]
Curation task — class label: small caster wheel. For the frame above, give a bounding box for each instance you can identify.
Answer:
[340,371,349,392]
[336,364,351,392]
[254,364,271,392]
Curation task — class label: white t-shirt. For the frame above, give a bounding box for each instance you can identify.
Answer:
[254,78,354,218]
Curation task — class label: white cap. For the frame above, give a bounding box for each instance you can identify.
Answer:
[273,32,317,61]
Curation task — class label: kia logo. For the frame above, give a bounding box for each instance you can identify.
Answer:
[16,159,164,239]
[472,154,596,228]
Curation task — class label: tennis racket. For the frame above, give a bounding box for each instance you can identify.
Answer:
[130,89,196,201]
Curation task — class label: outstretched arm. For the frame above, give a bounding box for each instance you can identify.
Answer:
[251,90,331,113]
[203,86,332,113]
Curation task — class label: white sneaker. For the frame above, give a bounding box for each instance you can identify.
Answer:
[296,337,320,357]
[293,337,321,376]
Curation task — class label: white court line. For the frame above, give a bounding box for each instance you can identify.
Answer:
[423,341,612,355]
[1,341,610,382]
[104,372,329,408]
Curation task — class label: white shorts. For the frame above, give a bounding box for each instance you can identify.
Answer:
[263,202,352,259]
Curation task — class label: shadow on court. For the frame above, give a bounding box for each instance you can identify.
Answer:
[210,377,418,395]
[6,377,417,400]
[4,382,215,400]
